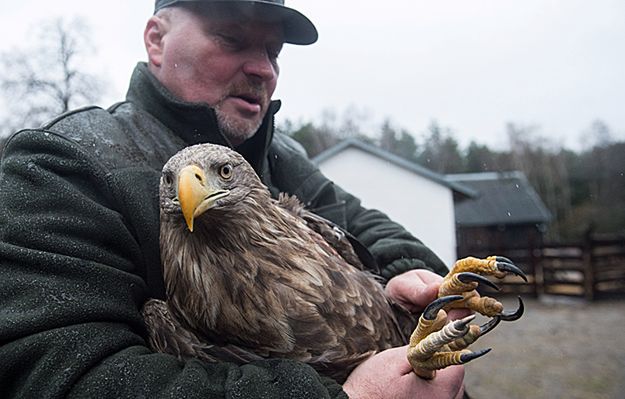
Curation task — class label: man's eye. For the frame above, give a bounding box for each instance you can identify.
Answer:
[217,33,241,48]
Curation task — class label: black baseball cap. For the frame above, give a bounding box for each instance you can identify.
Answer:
[154,0,318,45]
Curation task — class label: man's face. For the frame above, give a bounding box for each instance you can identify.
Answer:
[147,6,284,145]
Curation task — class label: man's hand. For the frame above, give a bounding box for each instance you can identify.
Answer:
[385,269,472,320]
[384,269,443,313]
[342,345,465,399]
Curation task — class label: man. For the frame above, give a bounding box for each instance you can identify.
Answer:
[0,1,465,397]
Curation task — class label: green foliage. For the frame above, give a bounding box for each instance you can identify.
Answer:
[465,141,514,172]
[379,119,418,162]
[415,121,464,174]
[277,107,374,158]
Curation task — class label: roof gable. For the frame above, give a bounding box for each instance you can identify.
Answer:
[313,138,476,197]
[447,171,552,226]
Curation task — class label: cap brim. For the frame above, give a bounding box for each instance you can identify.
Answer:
[156,0,318,45]
[241,1,317,45]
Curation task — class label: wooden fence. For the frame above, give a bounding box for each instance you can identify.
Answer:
[459,234,625,300]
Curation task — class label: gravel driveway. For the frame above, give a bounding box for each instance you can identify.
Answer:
[463,296,625,399]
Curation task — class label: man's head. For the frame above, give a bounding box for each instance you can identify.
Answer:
[145,0,317,145]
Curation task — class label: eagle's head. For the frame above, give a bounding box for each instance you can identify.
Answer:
[159,143,266,232]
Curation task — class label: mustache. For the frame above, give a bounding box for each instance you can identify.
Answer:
[225,81,269,106]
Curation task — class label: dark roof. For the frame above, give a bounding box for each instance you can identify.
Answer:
[313,139,476,198]
[446,171,552,227]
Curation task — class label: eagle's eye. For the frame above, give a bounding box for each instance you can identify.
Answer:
[219,164,233,180]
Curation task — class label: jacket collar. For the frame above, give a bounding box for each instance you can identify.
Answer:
[125,62,281,174]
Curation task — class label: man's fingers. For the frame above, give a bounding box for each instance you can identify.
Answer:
[344,346,466,399]
[405,282,439,312]
[429,365,466,398]
[447,307,473,320]
[385,270,444,312]
[377,345,415,375]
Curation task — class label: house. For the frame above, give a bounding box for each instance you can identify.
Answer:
[446,171,552,257]
[313,138,475,267]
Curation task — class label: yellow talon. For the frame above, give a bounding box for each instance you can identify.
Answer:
[406,255,527,379]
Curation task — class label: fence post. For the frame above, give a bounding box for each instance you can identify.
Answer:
[583,233,594,301]
[532,245,542,297]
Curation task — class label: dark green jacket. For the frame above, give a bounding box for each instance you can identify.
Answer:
[0,63,447,398]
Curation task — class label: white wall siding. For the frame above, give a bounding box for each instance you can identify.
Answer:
[318,148,457,268]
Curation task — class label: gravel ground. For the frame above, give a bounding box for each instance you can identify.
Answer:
[463,295,625,399]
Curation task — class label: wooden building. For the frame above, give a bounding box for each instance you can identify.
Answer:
[446,171,552,258]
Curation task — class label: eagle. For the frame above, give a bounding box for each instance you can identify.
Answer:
[143,143,525,382]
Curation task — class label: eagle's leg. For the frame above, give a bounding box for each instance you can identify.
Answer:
[407,255,527,379]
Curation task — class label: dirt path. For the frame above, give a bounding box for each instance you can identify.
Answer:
[463,296,625,399]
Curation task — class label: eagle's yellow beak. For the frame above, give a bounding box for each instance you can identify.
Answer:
[177,165,229,232]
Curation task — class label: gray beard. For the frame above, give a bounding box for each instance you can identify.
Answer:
[214,106,263,146]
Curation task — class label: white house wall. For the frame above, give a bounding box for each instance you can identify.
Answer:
[317,148,457,269]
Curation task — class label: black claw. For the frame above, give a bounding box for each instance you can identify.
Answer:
[495,256,514,264]
[457,272,500,291]
[422,295,464,320]
[495,260,528,282]
[460,348,492,364]
[479,316,501,336]
[452,315,476,332]
[499,296,525,321]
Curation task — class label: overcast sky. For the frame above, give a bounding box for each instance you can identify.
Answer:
[2,0,624,150]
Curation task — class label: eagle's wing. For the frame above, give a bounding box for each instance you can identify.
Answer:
[277,193,379,274]
[142,299,263,365]
[277,192,415,346]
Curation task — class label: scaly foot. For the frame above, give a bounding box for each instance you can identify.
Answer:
[407,256,527,379]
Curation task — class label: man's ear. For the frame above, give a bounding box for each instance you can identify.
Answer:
[144,16,166,67]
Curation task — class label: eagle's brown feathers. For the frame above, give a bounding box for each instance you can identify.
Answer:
[145,143,411,382]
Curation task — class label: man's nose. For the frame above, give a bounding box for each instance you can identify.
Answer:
[242,49,278,82]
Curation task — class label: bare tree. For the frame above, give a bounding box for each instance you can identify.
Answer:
[0,17,105,138]
[506,123,573,240]
[278,106,375,157]
[416,120,464,173]
[378,119,418,162]
[579,119,614,150]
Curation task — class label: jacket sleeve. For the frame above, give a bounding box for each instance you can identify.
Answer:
[269,134,449,280]
[0,130,346,399]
